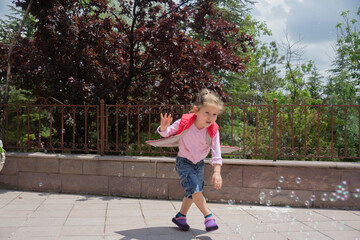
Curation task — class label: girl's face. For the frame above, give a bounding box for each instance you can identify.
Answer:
[193,103,220,129]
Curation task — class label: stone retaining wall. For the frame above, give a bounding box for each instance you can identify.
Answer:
[0,152,359,209]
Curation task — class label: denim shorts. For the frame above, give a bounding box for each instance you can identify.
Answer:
[175,156,205,199]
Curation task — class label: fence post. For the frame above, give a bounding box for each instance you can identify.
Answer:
[100,99,105,156]
[273,99,278,161]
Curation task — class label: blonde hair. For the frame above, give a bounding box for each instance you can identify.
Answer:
[194,89,224,113]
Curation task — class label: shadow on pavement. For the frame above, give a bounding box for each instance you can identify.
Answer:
[115,226,213,240]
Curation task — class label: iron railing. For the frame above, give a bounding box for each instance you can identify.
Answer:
[0,99,359,161]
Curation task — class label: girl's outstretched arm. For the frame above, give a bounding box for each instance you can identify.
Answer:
[159,113,173,132]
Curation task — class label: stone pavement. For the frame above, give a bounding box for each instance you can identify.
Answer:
[0,190,359,240]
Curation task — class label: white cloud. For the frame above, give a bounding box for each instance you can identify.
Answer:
[303,41,336,76]
[251,0,359,74]
[252,1,288,41]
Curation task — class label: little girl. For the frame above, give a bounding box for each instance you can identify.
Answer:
[147,89,237,232]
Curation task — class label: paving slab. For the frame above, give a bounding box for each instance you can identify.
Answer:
[0,189,359,240]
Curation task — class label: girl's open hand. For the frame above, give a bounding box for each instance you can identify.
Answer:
[160,113,173,132]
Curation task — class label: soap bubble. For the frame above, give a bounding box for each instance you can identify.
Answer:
[295,197,299,202]
[340,191,349,201]
[305,200,310,207]
[235,224,242,234]
[330,193,337,202]
[310,194,316,202]
[39,182,43,187]
[290,191,295,198]
[276,186,281,193]
[228,200,235,205]
[259,192,266,204]
[266,200,271,206]
[269,190,274,196]
[296,177,301,184]
[131,166,135,170]
[117,173,121,177]
[336,185,343,194]
[341,180,347,186]
[259,192,266,200]
[353,188,360,198]
[279,176,285,183]
[339,225,344,231]
[321,193,328,201]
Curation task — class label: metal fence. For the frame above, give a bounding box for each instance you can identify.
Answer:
[1,98,359,161]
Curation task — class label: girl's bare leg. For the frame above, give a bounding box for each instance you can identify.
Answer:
[179,197,193,215]
[192,192,211,216]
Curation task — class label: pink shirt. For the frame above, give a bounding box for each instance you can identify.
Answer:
[157,119,223,166]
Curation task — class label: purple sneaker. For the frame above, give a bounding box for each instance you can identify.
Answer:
[172,216,190,231]
[204,216,218,232]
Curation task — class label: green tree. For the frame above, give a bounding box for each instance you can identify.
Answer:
[0,4,35,44]
[1,0,35,143]
[332,7,360,84]
[328,7,360,106]
[306,65,323,99]
[1,0,254,105]
[325,71,357,104]
[212,1,285,104]
[245,41,284,102]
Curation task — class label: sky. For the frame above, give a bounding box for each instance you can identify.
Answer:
[250,0,359,77]
[0,0,359,77]
[0,0,13,19]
